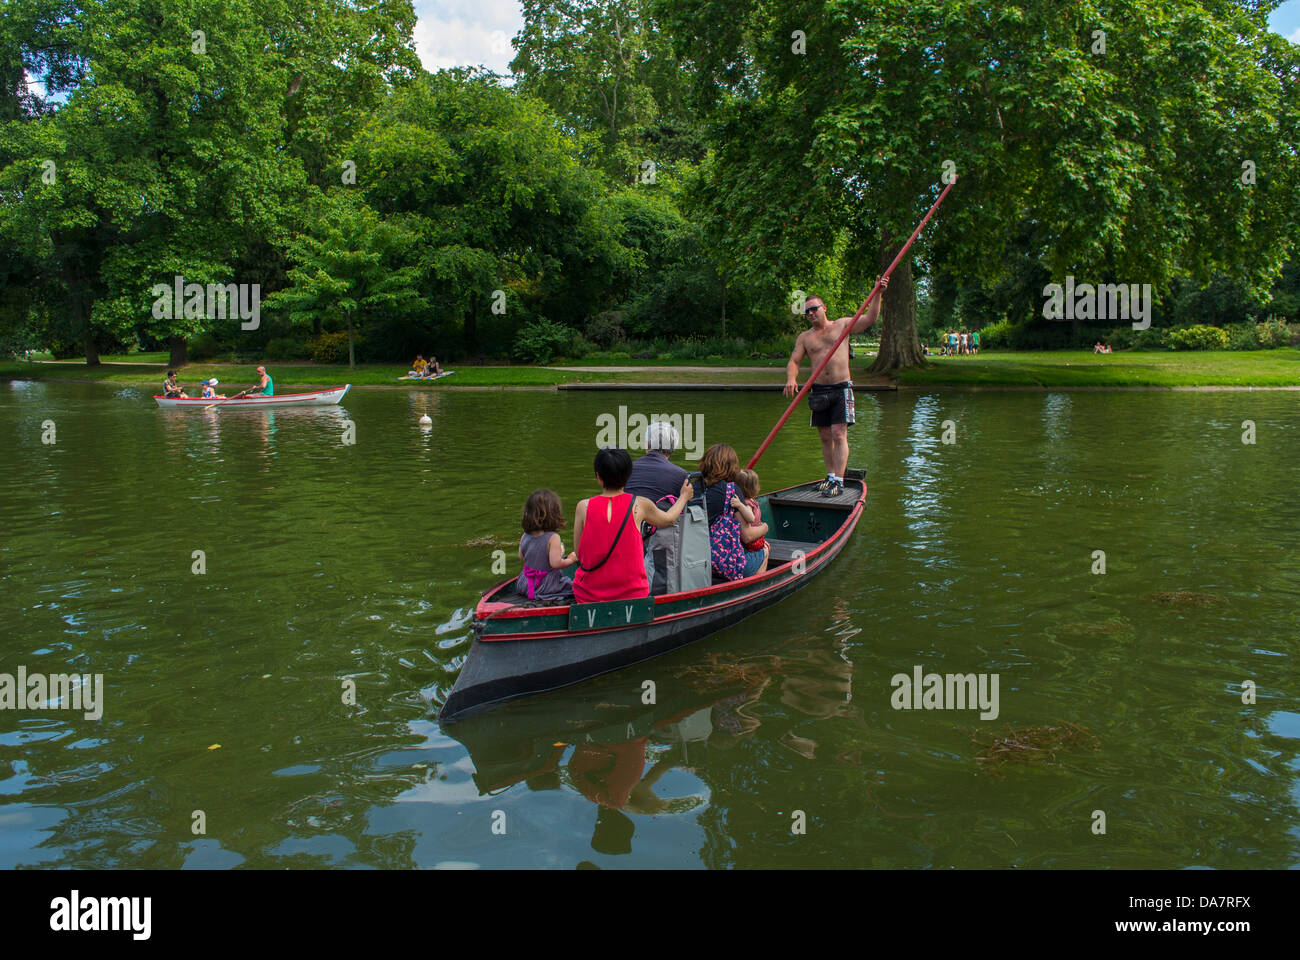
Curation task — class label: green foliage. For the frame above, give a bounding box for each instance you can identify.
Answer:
[975,319,1014,351]
[263,190,425,367]
[1104,326,1168,351]
[263,337,310,361]
[308,331,353,364]
[514,318,577,364]
[511,0,704,182]
[1165,325,1230,351]
[1257,317,1294,349]
[655,0,1300,372]
[188,332,223,362]
[584,311,627,348]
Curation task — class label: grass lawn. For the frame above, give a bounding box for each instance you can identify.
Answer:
[4,348,1299,388]
[896,349,1300,387]
[0,359,792,388]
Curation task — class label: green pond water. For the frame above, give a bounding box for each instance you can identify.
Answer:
[1,378,1297,868]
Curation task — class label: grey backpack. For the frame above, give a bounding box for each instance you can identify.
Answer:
[644,493,711,595]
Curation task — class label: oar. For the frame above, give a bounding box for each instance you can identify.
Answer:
[746,175,959,470]
[203,387,251,411]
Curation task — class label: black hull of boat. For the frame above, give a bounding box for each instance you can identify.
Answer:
[440,570,824,722]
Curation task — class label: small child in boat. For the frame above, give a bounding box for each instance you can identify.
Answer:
[516,489,576,602]
[736,469,769,554]
[199,378,225,400]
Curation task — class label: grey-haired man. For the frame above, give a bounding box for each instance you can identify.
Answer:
[626,419,689,505]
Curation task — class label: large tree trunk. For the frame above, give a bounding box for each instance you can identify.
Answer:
[82,328,100,366]
[868,240,922,374]
[167,335,188,368]
[62,259,99,365]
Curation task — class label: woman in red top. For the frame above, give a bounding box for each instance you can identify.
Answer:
[570,448,694,603]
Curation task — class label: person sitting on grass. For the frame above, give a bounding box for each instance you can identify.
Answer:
[163,371,188,398]
[409,354,427,377]
[516,489,576,603]
[427,356,443,377]
[569,448,695,604]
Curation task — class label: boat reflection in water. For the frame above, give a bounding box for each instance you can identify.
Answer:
[441,626,861,857]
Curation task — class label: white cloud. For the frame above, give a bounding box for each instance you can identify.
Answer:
[1288,27,1300,44]
[412,0,524,75]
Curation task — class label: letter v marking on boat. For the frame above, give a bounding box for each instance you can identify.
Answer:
[588,609,597,627]
[625,606,634,622]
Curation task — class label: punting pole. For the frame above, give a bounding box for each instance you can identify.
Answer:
[746,175,959,470]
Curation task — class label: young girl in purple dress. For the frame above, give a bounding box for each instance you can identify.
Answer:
[516,489,576,602]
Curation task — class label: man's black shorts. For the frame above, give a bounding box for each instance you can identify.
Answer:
[809,381,855,428]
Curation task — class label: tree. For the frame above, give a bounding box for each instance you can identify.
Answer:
[0,0,420,364]
[347,70,632,354]
[512,0,705,182]
[656,0,1300,371]
[264,191,424,368]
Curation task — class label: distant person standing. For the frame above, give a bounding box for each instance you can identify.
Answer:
[783,279,889,497]
[972,330,980,354]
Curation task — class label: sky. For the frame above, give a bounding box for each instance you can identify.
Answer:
[412,0,1300,75]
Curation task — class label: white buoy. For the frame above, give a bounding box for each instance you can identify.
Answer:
[418,414,432,428]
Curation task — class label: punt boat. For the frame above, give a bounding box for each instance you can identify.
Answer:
[154,385,351,409]
[438,470,866,722]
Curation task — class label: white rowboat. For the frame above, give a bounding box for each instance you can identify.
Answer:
[154,385,351,409]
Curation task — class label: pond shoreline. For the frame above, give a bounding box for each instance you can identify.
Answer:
[8,372,1300,393]
[5,350,1299,390]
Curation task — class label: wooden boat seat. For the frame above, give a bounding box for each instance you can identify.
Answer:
[765,487,856,512]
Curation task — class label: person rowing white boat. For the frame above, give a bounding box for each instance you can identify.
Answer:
[163,370,189,398]
[250,365,274,396]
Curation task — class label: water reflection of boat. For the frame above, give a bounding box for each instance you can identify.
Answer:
[439,472,866,722]
[442,656,771,797]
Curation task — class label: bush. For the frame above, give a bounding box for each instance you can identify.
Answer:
[513,318,577,365]
[584,311,626,349]
[1165,324,1229,351]
[976,319,1014,350]
[1224,323,1260,351]
[263,337,309,361]
[307,330,352,364]
[1257,317,1292,349]
[188,332,222,361]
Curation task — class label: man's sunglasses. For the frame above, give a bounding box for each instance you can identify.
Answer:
[805,303,824,314]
